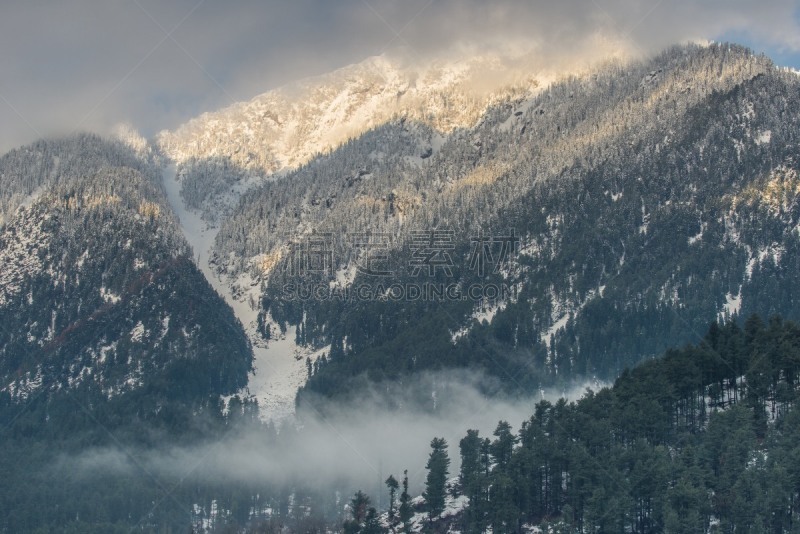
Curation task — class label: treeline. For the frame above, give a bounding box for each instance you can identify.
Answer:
[346,316,800,533]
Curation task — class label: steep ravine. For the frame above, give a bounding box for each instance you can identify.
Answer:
[161,163,308,421]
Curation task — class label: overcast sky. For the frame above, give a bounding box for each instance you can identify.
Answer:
[1,0,799,154]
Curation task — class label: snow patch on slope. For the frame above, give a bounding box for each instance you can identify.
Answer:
[130,321,146,343]
[5,366,44,400]
[719,290,742,322]
[381,478,467,532]
[688,222,706,245]
[0,205,53,308]
[542,285,606,350]
[162,164,307,422]
[451,299,509,343]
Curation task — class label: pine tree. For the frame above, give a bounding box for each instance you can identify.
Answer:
[459,430,484,532]
[351,490,370,523]
[459,429,481,492]
[490,421,517,469]
[363,507,387,534]
[344,491,372,534]
[385,474,399,525]
[423,437,450,522]
[399,470,413,531]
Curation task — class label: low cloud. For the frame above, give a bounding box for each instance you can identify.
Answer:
[61,370,605,500]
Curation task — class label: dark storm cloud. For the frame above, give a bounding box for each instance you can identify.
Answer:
[1,0,798,153]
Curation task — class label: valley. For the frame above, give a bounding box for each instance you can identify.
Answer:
[161,162,308,422]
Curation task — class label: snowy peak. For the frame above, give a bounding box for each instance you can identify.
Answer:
[156,52,547,175]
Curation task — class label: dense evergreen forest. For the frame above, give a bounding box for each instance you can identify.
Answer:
[202,44,800,407]
[3,315,798,532]
[346,316,800,533]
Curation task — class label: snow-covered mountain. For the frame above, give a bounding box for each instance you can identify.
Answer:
[5,43,799,426]
[149,50,576,419]
[153,52,565,226]
[155,43,800,414]
[87,42,797,423]
[0,135,251,411]
[157,52,548,173]
[5,40,800,532]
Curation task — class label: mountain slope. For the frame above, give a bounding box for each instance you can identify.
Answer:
[182,44,800,406]
[0,135,252,428]
[357,317,800,533]
[155,53,552,224]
